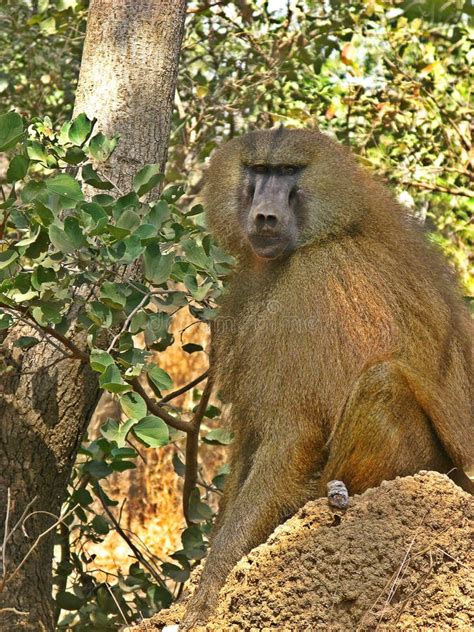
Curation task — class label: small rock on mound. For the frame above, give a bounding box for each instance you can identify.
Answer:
[132,472,473,630]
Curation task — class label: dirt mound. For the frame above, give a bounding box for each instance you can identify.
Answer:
[132,472,473,630]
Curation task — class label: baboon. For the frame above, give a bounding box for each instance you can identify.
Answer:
[183,127,473,627]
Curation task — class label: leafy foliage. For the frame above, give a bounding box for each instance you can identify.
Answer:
[0,112,230,627]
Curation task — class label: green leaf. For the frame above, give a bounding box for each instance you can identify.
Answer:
[83,460,112,479]
[184,275,213,301]
[181,239,210,269]
[90,349,115,373]
[181,525,206,560]
[65,216,87,248]
[143,244,174,285]
[147,365,173,395]
[72,487,93,507]
[91,515,109,535]
[203,428,234,445]
[99,364,130,394]
[89,132,118,162]
[31,303,63,326]
[110,447,137,459]
[133,164,164,197]
[101,418,138,448]
[114,192,139,214]
[133,415,169,448]
[87,302,113,327]
[27,141,48,162]
[56,591,84,611]
[0,312,13,330]
[0,112,23,151]
[161,184,185,204]
[182,343,203,354]
[110,460,136,472]
[148,200,170,228]
[82,163,114,190]
[20,181,44,203]
[0,249,19,270]
[187,488,213,522]
[48,223,75,253]
[6,155,29,182]
[13,336,40,349]
[172,452,185,477]
[68,113,93,146]
[120,392,147,420]
[117,209,141,232]
[161,562,189,583]
[64,146,86,165]
[45,173,83,204]
[100,282,128,309]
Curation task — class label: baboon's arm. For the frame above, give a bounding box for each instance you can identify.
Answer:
[182,435,313,627]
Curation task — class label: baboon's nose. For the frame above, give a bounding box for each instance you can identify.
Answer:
[255,212,278,232]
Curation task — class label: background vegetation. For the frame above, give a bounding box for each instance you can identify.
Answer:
[0,0,472,628]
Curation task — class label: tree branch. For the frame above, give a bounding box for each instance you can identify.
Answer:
[183,376,214,525]
[401,180,472,198]
[159,370,209,404]
[131,379,193,433]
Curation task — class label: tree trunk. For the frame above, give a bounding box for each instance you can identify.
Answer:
[0,2,186,629]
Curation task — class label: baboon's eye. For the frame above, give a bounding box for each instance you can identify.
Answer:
[280,165,298,175]
[245,182,255,202]
[253,164,268,174]
[289,187,299,204]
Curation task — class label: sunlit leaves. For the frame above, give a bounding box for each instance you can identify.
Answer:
[143,244,174,284]
[147,365,173,396]
[89,132,118,162]
[132,415,170,448]
[99,364,129,393]
[202,428,234,446]
[68,112,94,146]
[133,163,164,197]
[6,155,29,182]
[45,173,84,204]
[0,249,19,269]
[120,392,147,419]
[0,111,23,151]
[90,349,115,373]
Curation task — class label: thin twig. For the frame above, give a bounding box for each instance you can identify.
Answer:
[1,504,78,589]
[400,180,472,198]
[376,511,428,626]
[2,496,38,549]
[159,370,209,404]
[1,489,11,578]
[105,582,129,625]
[106,293,150,353]
[96,486,167,590]
[0,607,28,616]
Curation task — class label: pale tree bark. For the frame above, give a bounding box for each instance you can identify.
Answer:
[0,1,187,629]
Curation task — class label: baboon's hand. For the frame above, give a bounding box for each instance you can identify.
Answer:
[327,479,349,509]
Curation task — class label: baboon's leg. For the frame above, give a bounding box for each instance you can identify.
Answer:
[319,362,451,495]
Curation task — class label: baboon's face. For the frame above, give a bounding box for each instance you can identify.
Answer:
[205,128,365,259]
[240,164,304,260]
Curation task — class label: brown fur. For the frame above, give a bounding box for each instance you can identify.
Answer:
[182,128,473,628]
